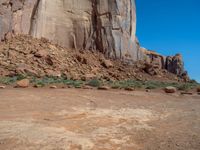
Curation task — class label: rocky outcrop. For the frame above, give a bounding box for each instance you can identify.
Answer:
[1,35,177,81]
[0,0,187,78]
[140,47,188,78]
[166,54,184,76]
[0,0,143,61]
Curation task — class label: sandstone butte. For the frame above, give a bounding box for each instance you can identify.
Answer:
[0,0,189,80]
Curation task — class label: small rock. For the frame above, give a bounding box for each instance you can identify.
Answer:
[33,84,43,88]
[0,86,6,89]
[197,87,200,92]
[34,50,48,58]
[24,68,38,76]
[76,54,88,64]
[16,79,30,88]
[45,70,61,77]
[82,74,96,81]
[82,85,93,89]
[45,56,54,65]
[67,85,73,88]
[124,87,135,91]
[98,86,110,90]
[164,86,177,93]
[101,59,113,68]
[146,89,151,92]
[181,92,193,95]
[50,85,57,89]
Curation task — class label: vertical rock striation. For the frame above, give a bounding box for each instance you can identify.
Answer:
[0,0,141,60]
[30,0,141,60]
[0,0,38,39]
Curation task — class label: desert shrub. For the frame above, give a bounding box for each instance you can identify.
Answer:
[0,77,18,85]
[16,74,27,80]
[145,84,158,89]
[72,80,84,88]
[177,84,190,91]
[189,79,199,84]
[31,76,66,86]
[111,83,121,89]
[87,79,101,87]
[112,80,143,89]
[144,81,165,89]
[177,83,199,91]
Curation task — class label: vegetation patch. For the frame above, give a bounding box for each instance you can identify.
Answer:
[86,79,102,87]
[0,75,199,91]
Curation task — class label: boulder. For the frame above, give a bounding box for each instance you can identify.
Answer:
[164,86,177,93]
[50,85,57,89]
[98,86,110,90]
[197,87,200,93]
[101,59,114,69]
[124,87,135,91]
[146,89,151,92]
[34,50,48,58]
[0,86,6,89]
[16,79,30,88]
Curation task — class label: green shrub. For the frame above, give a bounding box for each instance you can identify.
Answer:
[0,77,18,85]
[177,84,190,91]
[87,79,101,87]
[111,83,121,89]
[72,80,84,88]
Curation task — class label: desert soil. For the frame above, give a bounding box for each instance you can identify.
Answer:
[0,88,200,150]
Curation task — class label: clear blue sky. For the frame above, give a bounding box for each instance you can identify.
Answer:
[136,0,200,82]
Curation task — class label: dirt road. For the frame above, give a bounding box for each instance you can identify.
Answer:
[0,88,200,150]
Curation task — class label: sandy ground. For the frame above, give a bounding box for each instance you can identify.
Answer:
[0,88,200,150]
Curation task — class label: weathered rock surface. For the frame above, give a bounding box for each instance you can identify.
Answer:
[0,0,142,61]
[0,0,38,40]
[166,54,184,76]
[0,0,187,78]
[141,47,187,77]
[0,35,189,82]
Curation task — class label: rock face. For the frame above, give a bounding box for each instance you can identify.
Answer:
[166,54,184,76]
[0,0,38,39]
[0,0,187,77]
[0,0,142,61]
[141,47,187,77]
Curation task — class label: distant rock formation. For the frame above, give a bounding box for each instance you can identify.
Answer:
[141,47,188,79]
[0,0,187,77]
